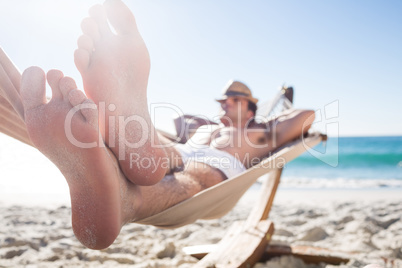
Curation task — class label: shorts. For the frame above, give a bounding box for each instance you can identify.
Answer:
[174,144,246,179]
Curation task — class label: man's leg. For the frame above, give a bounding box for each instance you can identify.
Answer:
[74,0,167,186]
[20,68,224,249]
[156,133,187,171]
[135,161,226,220]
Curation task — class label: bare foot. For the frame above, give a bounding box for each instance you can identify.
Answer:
[74,0,167,186]
[20,66,129,249]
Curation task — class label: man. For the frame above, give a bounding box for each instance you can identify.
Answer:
[4,0,315,250]
[160,80,313,177]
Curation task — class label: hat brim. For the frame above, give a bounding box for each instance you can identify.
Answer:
[216,94,258,104]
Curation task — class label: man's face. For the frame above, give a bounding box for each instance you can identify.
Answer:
[218,96,251,126]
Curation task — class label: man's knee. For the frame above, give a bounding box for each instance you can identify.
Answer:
[183,161,225,189]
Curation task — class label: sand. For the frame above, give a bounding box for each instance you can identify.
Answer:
[0,188,401,268]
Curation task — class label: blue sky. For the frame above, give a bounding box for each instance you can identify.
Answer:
[0,0,401,136]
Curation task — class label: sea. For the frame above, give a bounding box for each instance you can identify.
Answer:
[0,134,401,206]
[281,136,402,189]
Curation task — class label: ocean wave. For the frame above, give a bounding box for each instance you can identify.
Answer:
[276,176,402,189]
[288,152,402,168]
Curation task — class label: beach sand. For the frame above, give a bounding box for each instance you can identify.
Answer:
[1,134,401,267]
[0,188,401,268]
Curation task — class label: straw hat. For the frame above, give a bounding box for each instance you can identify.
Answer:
[216,80,258,104]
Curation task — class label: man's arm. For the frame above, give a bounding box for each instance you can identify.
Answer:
[264,109,314,149]
[242,109,315,167]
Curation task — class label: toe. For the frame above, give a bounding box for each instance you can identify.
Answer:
[20,66,47,111]
[46,69,64,100]
[59,76,78,99]
[81,17,101,42]
[74,49,90,73]
[68,89,98,128]
[68,89,86,107]
[77,35,94,53]
[89,4,112,36]
[80,99,99,129]
[104,0,138,35]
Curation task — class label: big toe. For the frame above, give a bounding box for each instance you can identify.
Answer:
[21,66,47,111]
[89,4,111,36]
[104,0,138,35]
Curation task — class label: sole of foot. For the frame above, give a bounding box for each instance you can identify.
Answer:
[21,66,125,249]
[74,0,167,186]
